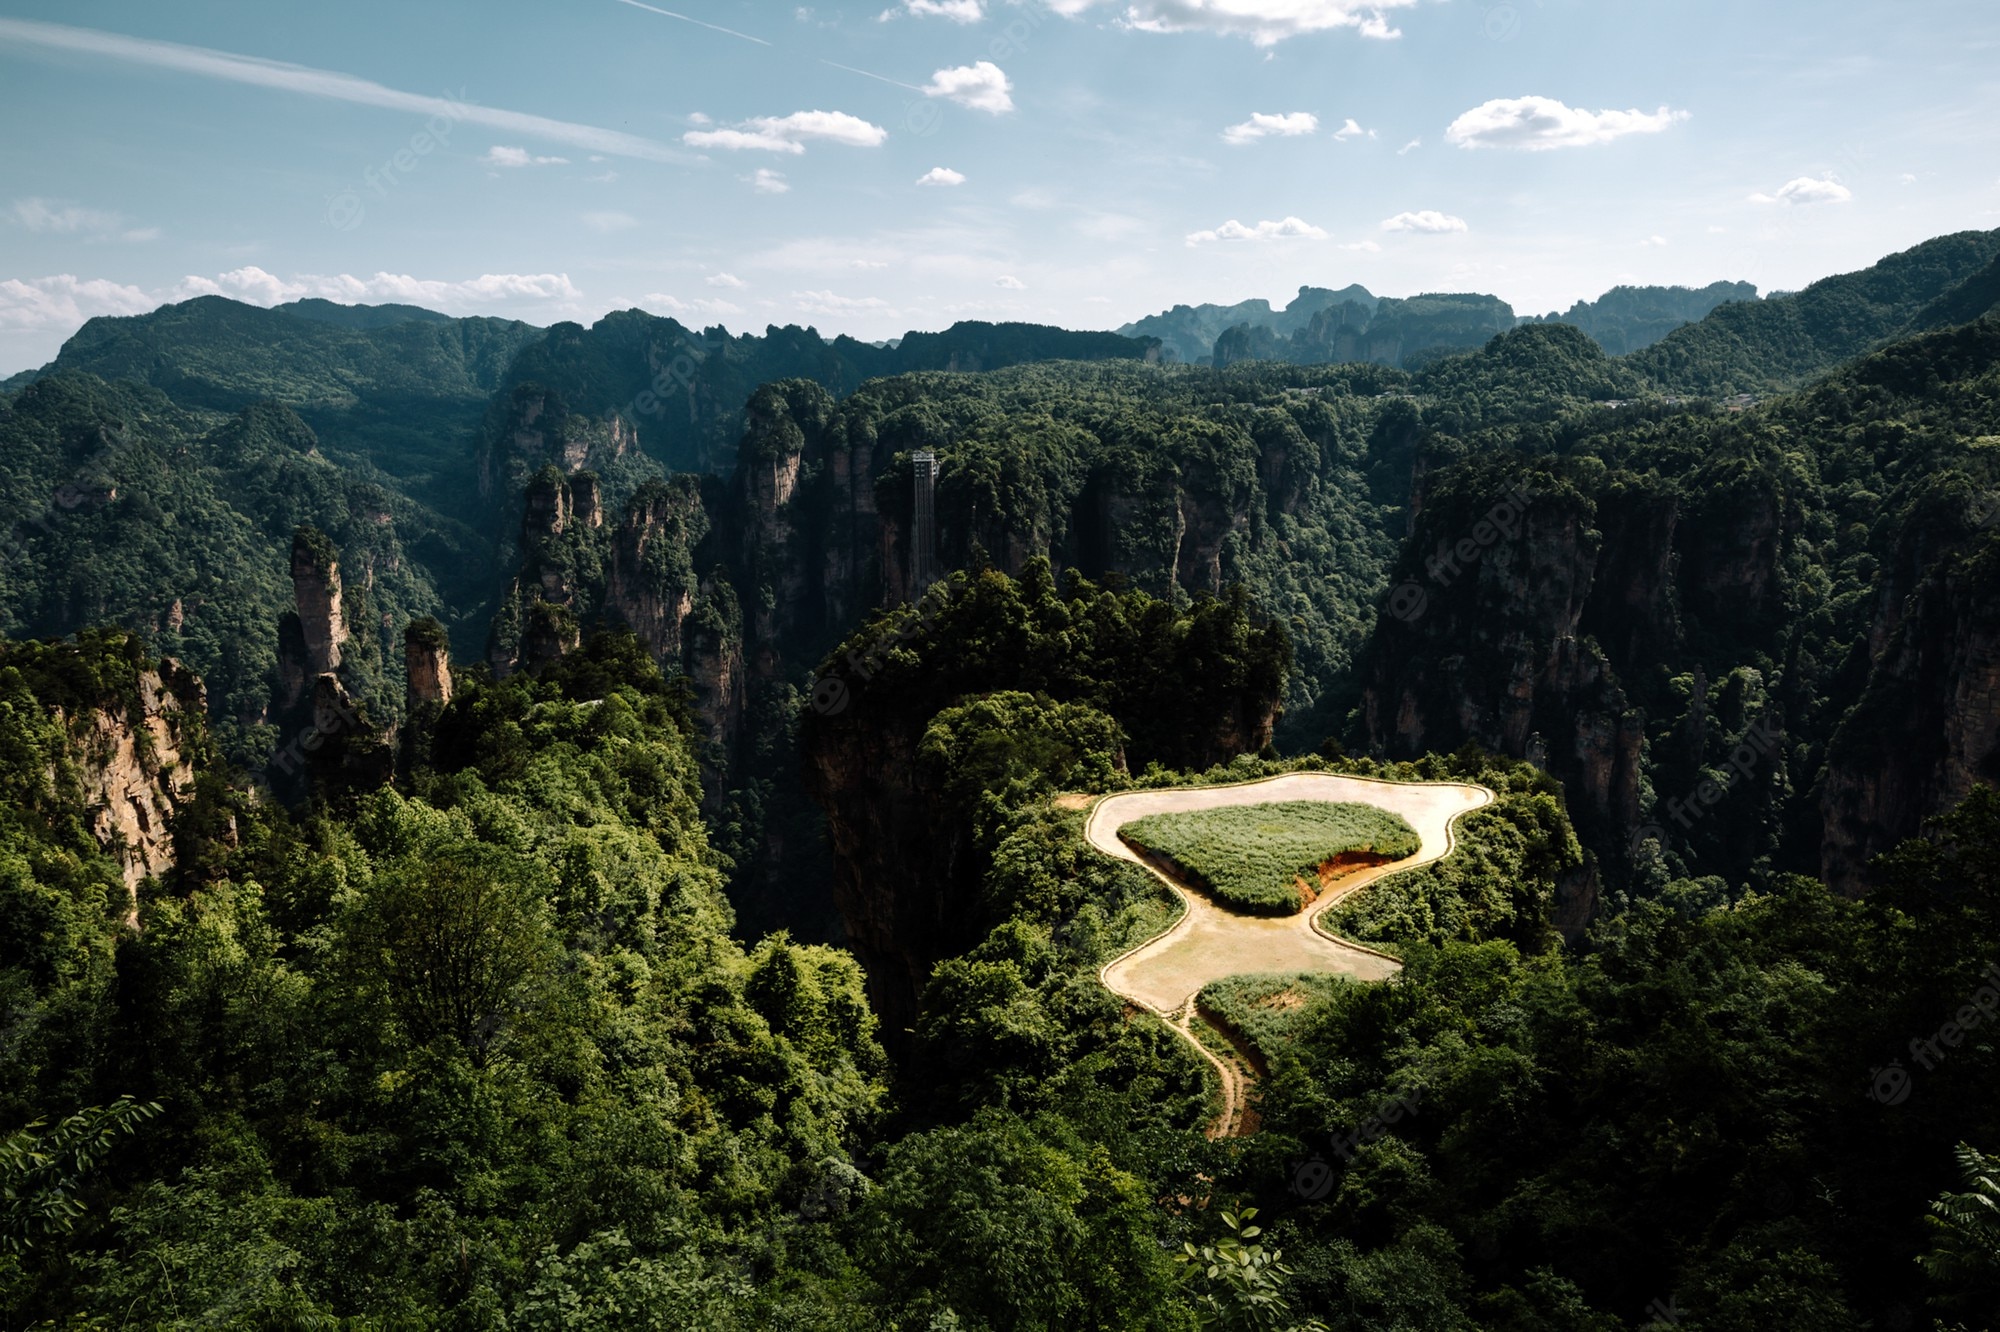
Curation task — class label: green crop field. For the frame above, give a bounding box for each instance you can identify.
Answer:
[1199,971,1357,1062]
[1118,799,1420,914]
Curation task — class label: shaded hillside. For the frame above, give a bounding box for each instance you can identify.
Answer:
[1359,315,2000,900]
[1629,226,2000,394]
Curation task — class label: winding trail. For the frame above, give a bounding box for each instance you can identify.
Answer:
[1087,773,1492,1137]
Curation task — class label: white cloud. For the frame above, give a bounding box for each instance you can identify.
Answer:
[9,197,158,242]
[792,289,893,314]
[168,267,582,311]
[582,211,640,233]
[900,0,984,18]
[1380,210,1468,233]
[1222,111,1317,145]
[917,166,968,186]
[707,272,747,288]
[1397,137,1421,155]
[995,275,1027,289]
[685,109,889,153]
[849,259,890,270]
[641,293,744,318]
[0,273,155,330]
[1642,234,1669,246]
[1445,96,1688,151]
[484,145,569,167]
[0,17,689,162]
[750,168,791,194]
[1339,240,1382,252]
[1185,216,1327,245]
[1898,172,1917,185]
[1330,117,1371,141]
[1749,176,1853,205]
[1047,0,1417,45]
[923,61,1014,114]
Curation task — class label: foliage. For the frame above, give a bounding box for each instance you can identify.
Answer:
[1176,1208,1327,1332]
[0,1097,160,1254]
[1921,1143,2000,1319]
[1198,974,1356,1067]
[1121,801,1419,915]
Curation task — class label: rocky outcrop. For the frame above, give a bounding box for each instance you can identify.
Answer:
[405,618,452,712]
[1822,533,2000,892]
[290,526,347,676]
[72,660,205,917]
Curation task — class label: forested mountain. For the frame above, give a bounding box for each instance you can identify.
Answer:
[1630,227,2000,394]
[1522,280,1759,355]
[4,225,2000,1326]
[1124,279,1760,367]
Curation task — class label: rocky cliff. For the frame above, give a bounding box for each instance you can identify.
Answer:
[1822,525,2000,891]
[71,659,205,918]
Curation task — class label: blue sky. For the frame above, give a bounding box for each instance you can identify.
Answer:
[2,0,1998,373]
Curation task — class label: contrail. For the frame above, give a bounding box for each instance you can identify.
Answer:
[818,59,925,93]
[611,0,771,46]
[0,17,691,162]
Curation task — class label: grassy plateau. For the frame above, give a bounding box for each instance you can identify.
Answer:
[1118,799,1419,915]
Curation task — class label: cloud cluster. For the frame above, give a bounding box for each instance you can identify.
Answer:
[1049,0,1415,44]
[641,293,744,318]
[169,267,582,310]
[0,274,155,331]
[10,197,159,242]
[1380,210,1467,233]
[898,0,984,19]
[923,61,1014,114]
[1186,216,1327,245]
[1750,176,1852,205]
[1222,111,1317,145]
[685,110,888,154]
[792,289,894,315]
[485,145,568,167]
[917,166,968,186]
[1445,95,1687,150]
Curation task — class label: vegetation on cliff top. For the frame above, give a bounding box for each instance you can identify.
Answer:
[1121,800,1419,914]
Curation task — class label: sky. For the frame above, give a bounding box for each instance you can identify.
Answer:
[2,0,1999,374]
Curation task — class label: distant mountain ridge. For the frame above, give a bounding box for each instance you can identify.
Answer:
[1120,278,1763,368]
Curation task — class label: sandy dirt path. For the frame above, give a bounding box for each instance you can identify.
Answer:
[1088,772,1492,1135]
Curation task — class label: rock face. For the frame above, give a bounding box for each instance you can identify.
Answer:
[1822,533,2000,892]
[1362,482,1642,837]
[290,527,348,676]
[72,660,205,919]
[405,618,453,711]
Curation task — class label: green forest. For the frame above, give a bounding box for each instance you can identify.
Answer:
[2,222,2000,1329]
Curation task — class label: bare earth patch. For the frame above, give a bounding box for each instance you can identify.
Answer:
[1091,772,1492,1135]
